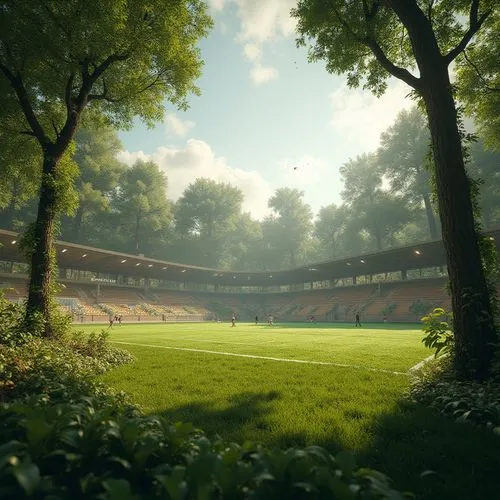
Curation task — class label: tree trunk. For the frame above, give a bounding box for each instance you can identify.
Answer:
[24,153,59,336]
[423,71,497,380]
[422,191,438,240]
[388,0,498,380]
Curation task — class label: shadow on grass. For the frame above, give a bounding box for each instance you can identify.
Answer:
[155,391,500,500]
[157,390,280,441]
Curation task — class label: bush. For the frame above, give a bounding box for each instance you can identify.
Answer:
[421,308,454,359]
[0,291,29,347]
[0,395,411,499]
[409,357,500,433]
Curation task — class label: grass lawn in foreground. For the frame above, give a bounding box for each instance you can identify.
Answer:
[77,322,500,499]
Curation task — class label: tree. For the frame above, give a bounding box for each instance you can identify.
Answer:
[456,9,500,150]
[340,154,411,251]
[174,179,244,268]
[292,0,498,380]
[0,0,212,334]
[469,141,500,227]
[112,160,171,255]
[266,188,313,267]
[61,126,126,243]
[378,107,439,240]
[314,204,349,259]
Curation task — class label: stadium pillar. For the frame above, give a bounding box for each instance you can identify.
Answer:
[144,278,150,295]
[401,270,407,280]
[353,276,357,285]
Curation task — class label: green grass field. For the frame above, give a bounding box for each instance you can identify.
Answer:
[77,322,500,499]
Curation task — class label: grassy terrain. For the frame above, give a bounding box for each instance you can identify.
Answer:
[77,322,500,499]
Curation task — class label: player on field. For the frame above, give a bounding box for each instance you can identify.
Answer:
[231,313,236,327]
[355,313,361,327]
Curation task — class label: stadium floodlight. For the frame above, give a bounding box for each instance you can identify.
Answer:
[181,269,187,273]
[269,275,273,278]
[489,236,495,241]
[148,264,153,268]
[308,267,317,271]
[11,240,16,244]
[346,262,351,266]
[121,259,127,263]
[135,263,141,266]
[414,250,421,255]
[82,254,87,258]
[61,248,67,253]
[162,266,168,270]
[360,259,365,264]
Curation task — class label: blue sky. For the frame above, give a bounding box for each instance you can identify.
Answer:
[117,0,414,219]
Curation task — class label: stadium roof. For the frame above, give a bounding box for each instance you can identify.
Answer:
[1,227,499,287]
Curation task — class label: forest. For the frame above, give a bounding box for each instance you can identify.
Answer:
[1,107,498,271]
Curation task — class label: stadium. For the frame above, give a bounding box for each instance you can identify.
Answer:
[3,227,499,324]
[2,2,500,499]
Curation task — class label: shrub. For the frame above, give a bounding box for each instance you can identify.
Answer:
[410,360,500,432]
[0,395,411,499]
[0,291,29,347]
[421,308,454,359]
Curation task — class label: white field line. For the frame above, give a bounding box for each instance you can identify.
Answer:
[408,354,438,372]
[110,340,408,376]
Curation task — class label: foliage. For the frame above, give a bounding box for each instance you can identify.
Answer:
[421,308,454,359]
[410,358,500,432]
[265,188,314,267]
[0,334,134,404]
[456,8,500,151]
[0,290,29,347]
[112,159,171,254]
[174,178,244,267]
[0,394,411,499]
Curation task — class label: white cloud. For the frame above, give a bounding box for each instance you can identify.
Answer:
[243,43,261,61]
[224,0,297,85]
[233,0,297,43]
[250,63,278,85]
[329,80,414,150]
[118,140,272,220]
[208,0,225,11]
[164,114,196,137]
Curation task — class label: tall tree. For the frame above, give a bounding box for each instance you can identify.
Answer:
[175,179,244,267]
[456,9,500,150]
[0,0,212,333]
[340,154,411,251]
[314,204,349,260]
[469,141,500,227]
[292,0,498,380]
[61,126,126,243]
[266,188,313,267]
[378,107,439,240]
[112,160,171,255]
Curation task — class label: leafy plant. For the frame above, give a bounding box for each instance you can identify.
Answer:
[421,308,454,359]
[0,394,412,499]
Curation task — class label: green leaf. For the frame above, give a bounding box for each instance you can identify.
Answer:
[335,451,356,476]
[11,461,41,496]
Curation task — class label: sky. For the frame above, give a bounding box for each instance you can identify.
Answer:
[117,0,415,220]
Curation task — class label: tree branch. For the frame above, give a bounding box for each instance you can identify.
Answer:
[364,38,421,90]
[0,63,49,145]
[444,0,491,64]
[463,50,500,93]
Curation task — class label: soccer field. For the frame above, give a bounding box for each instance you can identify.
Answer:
[85,322,430,450]
[78,322,500,499]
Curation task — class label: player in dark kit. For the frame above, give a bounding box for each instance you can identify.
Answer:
[355,313,361,327]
